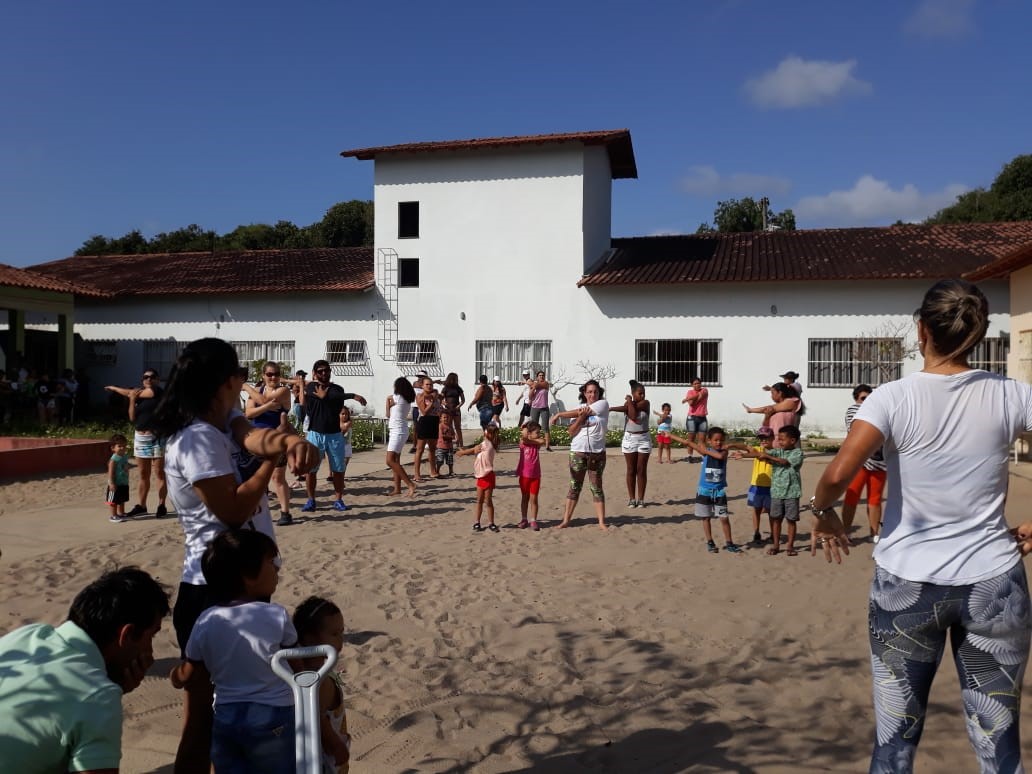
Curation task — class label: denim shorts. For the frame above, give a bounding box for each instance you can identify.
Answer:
[306,430,346,473]
[211,701,294,774]
[685,415,708,434]
[747,485,771,511]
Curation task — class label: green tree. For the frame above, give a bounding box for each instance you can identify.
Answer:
[927,154,1032,224]
[149,224,217,253]
[75,235,113,255]
[314,200,373,247]
[701,197,796,233]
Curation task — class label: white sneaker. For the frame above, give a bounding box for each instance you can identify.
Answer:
[872,534,880,544]
[109,515,126,523]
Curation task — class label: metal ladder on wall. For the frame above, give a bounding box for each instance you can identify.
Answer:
[377,247,398,361]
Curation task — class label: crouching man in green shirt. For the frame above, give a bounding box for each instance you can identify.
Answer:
[0,566,171,773]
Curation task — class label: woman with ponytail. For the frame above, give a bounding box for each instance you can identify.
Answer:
[810,280,1032,772]
[150,338,317,772]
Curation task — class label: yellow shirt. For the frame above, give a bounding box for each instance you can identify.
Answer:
[750,446,773,488]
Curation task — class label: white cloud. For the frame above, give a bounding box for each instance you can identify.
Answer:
[904,0,975,38]
[744,56,872,109]
[679,165,792,197]
[794,175,968,225]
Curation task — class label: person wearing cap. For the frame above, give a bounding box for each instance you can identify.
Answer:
[764,371,803,399]
[299,360,367,512]
[514,370,534,428]
[490,377,509,427]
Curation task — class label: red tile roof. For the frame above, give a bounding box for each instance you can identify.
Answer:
[340,129,638,179]
[966,241,1032,281]
[0,263,109,298]
[29,247,374,297]
[578,223,1032,287]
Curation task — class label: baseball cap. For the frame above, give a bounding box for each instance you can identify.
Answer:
[757,426,775,438]
[779,371,800,380]
[295,369,308,377]
[492,375,501,382]
[522,370,530,376]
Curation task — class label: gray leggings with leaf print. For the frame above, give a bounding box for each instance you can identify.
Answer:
[868,561,1031,774]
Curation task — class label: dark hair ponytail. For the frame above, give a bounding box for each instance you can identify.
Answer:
[917,279,989,363]
[145,338,239,438]
[393,376,416,402]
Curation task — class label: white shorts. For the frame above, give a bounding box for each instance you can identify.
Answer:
[621,432,652,455]
[387,427,409,454]
[134,431,164,459]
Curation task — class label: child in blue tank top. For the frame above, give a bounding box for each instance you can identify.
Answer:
[669,426,741,554]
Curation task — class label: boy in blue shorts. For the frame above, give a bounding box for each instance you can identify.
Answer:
[669,426,741,554]
[729,426,774,546]
[736,425,804,555]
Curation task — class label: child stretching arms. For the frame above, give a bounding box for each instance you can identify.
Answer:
[669,426,741,553]
[734,425,804,555]
[294,596,351,774]
[727,426,775,546]
[170,530,297,772]
[457,424,500,532]
[516,421,545,530]
[653,403,673,463]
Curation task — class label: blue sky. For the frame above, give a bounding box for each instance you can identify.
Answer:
[2,0,1030,267]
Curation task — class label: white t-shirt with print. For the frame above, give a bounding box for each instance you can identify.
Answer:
[185,601,297,707]
[570,400,610,454]
[856,370,1032,585]
[164,417,274,585]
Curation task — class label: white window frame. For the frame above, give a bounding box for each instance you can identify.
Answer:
[397,340,442,376]
[324,340,372,377]
[635,339,721,386]
[808,338,903,388]
[230,341,295,379]
[969,335,1009,376]
[143,340,185,381]
[475,340,552,385]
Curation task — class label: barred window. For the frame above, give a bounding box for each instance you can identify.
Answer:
[635,339,721,385]
[397,340,442,376]
[475,340,552,385]
[143,340,184,381]
[231,341,295,379]
[808,338,902,387]
[84,340,117,366]
[969,336,1009,376]
[324,340,372,376]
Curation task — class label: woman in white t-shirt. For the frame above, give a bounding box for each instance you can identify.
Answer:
[385,376,417,498]
[810,279,1032,773]
[550,379,610,530]
[146,337,317,773]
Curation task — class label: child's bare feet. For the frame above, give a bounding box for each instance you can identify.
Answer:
[553,520,571,529]
[407,483,417,498]
[387,488,402,497]
[766,546,780,555]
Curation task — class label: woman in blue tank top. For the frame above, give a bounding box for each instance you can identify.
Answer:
[244,363,293,524]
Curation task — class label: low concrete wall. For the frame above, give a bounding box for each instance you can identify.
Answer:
[0,437,109,478]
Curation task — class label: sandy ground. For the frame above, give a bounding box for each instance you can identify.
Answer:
[4,440,1032,773]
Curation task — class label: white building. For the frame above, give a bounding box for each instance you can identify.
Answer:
[19,129,1032,433]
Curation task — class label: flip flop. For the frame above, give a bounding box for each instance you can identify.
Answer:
[786,549,798,556]
[488,524,500,533]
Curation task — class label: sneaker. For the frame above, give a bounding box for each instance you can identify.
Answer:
[277,513,294,526]
[301,499,317,513]
[707,540,719,553]
[155,504,168,519]
[872,534,880,544]
[518,519,530,529]
[332,499,349,512]
[126,504,147,518]
[725,542,742,554]
[628,499,636,508]
[109,515,126,523]
[634,500,644,508]
[530,520,540,531]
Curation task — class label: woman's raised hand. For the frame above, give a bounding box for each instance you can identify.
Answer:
[810,509,850,564]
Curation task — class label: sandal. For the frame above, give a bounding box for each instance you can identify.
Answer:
[518,520,530,529]
[786,548,798,556]
[766,547,780,555]
[488,524,500,533]
[472,523,483,532]
[530,520,540,531]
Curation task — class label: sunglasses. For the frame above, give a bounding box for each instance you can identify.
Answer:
[142,374,158,380]
[314,368,331,374]
[264,372,280,378]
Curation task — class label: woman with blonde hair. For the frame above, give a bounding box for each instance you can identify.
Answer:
[810,279,1032,772]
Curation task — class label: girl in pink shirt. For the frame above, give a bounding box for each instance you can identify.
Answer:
[457,425,500,532]
[516,422,546,530]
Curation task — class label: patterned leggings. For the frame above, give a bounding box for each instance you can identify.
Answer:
[567,451,606,502]
[868,562,1031,774]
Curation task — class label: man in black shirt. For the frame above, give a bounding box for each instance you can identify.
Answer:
[299,359,366,514]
